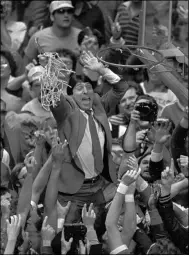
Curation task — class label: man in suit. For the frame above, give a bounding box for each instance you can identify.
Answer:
[49,51,128,231]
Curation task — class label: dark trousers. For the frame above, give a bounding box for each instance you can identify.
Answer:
[58,176,116,239]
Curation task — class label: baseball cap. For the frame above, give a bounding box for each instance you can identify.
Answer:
[49,1,74,14]
[28,66,45,83]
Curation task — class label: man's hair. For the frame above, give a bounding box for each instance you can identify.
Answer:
[67,74,96,95]
[125,82,145,97]
[77,28,105,48]
[0,48,17,77]
[0,186,10,197]
[147,238,181,254]
[54,48,77,71]
[126,55,149,82]
[136,94,158,106]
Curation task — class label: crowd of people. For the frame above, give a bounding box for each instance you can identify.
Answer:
[0,0,188,254]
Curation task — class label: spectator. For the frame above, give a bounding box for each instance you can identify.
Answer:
[21,65,53,118]
[71,0,105,36]
[24,0,81,65]
[1,48,27,112]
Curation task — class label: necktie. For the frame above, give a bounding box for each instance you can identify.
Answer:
[85,110,104,174]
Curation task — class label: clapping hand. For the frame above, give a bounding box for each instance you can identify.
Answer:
[81,51,104,73]
[24,151,37,174]
[6,214,22,241]
[41,216,55,247]
[121,168,141,186]
[127,155,139,172]
[154,120,172,145]
[82,203,96,228]
[109,13,122,40]
[61,219,73,255]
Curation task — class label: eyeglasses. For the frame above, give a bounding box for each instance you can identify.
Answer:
[55,8,74,15]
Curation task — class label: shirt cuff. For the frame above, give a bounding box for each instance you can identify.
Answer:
[110,36,125,46]
[151,150,163,162]
[102,68,120,84]
[110,244,128,254]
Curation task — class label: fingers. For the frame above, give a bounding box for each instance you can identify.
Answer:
[170,158,174,175]
[42,216,48,229]
[114,13,120,23]
[108,15,113,26]
[88,203,93,214]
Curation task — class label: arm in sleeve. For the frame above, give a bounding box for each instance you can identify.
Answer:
[157,194,188,254]
[171,123,188,173]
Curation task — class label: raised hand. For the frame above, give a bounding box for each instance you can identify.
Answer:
[61,219,73,255]
[154,120,172,144]
[161,159,175,189]
[24,151,37,174]
[57,200,71,220]
[127,155,139,171]
[183,106,188,120]
[82,203,96,228]
[121,168,141,186]
[81,51,104,73]
[6,214,22,241]
[37,53,49,67]
[52,138,68,163]
[109,13,122,40]
[78,240,86,255]
[179,155,189,167]
[41,216,55,246]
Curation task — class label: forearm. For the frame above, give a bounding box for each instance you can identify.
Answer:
[41,246,53,255]
[86,226,99,245]
[17,173,33,214]
[45,161,61,208]
[33,145,44,179]
[171,178,189,199]
[122,197,136,246]
[31,154,52,204]
[136,176,151,206]
[123,121,137,152]
[4,239,16,254]
[7,74,26,91]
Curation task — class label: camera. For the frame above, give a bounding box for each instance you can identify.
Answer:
[134,98,158,122]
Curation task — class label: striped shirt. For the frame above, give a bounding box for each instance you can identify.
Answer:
[117,2,140,45]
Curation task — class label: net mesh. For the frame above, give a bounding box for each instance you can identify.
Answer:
[40,52,74,111]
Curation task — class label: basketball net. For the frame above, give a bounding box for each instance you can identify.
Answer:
[40,52,75,111]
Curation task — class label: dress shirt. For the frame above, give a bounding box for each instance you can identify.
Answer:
[76,109,105,179]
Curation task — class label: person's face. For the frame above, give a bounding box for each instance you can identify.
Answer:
[111,144,123,167]
[31,79,41,99]
[139,154,151,180]
[119,88,138,115]
[53,8,74,28]
[72,82,94,110]
[0,101,7,129]
[1,192,11,215]
[0,55,11,79]
[135,69,145,83]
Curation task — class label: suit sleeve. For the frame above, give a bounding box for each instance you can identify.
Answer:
[50,95,72,127]
[101,79,127,117]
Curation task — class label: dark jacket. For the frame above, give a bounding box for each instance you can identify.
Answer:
[158,194,189,254]
[171,123,188,173]
[50,79,127,194]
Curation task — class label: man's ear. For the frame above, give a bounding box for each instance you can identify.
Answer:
[50,14,54,22]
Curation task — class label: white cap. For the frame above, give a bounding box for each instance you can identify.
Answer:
[28,66,45,83]
[49,1,74,14]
